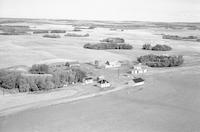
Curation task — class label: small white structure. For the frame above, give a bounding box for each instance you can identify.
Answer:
[97,79,111,88]
[83,77,94,84]
[131,63,147,74]
[128,78,144,86]
[105,61,121,69]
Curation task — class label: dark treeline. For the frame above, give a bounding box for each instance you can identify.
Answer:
[0,64,86,92]
[162,34,200,42]
[0,25,30,35]
[100,37,125,43]
[142,44,172,51]
[84,43,133,50]
[50,30,66,33]
[43,34,61,38]
[33,30,49,34]
[137,54,184,67]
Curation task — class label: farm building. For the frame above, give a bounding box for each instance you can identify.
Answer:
[97,79,111,88]
[83,77,94,84]
[131,63,147,74]
[105,61,121,68]
[128,78,144,86]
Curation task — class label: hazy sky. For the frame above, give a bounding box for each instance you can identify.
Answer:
[0,0,200,22]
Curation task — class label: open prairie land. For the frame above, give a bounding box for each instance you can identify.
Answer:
[0,19,200,132]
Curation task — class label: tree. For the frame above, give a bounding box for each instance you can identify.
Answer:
[0,70,21,89]
[18,77,30,92]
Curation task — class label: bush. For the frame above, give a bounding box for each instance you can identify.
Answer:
[43,34,61,38]
[30,64,49,74]
[137,54,184,67]
[83,43,133,50]
[152,44,172,51]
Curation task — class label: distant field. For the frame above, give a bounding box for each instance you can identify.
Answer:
[0,19,200,69]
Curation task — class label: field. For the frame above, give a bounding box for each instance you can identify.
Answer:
[0,18,200,132]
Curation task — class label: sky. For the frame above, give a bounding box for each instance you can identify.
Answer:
[0,0,200,22]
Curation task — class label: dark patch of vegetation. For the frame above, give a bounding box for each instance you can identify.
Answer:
[152,44,172,51]
[33,30,49,34]
[142,44,172,51]
[100,37,125,43]
[73,28,82,32]
[50,30,66,33]
[0,25,30,35]
[84,43,133,50]
[43,34,61,38]
[0,64,86,93]
[30,64,49,74]
[162,34,200,42]
[65,33,89,37]
[137,54,184,67]
[88,26,96,29]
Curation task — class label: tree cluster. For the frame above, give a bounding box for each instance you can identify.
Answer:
[84,43,132,50]
[137,54,184,67]
[142,44,172,51]
[0,64,86,93]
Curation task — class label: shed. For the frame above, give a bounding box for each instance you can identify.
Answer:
[128,78,144,86]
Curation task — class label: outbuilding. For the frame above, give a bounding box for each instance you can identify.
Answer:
[97,79,111,88]
[128,78,144,86]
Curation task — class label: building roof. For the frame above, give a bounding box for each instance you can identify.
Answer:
[98,79,109,84]
[133,78,144,83]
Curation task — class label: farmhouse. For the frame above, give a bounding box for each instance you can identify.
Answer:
[131,63,147,74]
[128,78,144,86]
[97,79,111,88]
[83,77,94,84]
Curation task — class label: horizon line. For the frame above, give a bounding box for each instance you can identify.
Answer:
[0,17,200,24]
